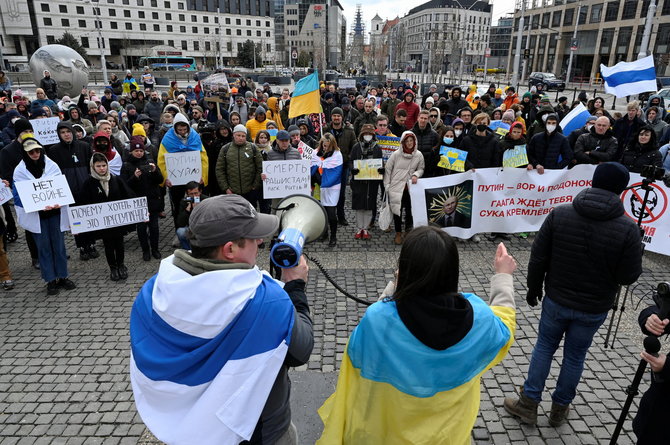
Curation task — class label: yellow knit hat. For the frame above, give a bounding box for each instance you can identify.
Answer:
[132,123,146,137]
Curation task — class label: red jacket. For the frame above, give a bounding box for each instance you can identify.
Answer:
[396,91,420,130]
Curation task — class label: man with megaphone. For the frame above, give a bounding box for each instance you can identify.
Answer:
[129,195,314,445]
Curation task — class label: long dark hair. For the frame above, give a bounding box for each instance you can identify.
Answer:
[392,226,459,301]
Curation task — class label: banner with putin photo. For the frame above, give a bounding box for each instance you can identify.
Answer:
[409,165,670,256]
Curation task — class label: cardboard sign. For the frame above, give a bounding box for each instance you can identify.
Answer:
[15,175,74,213]
[164,151,202,186]
[0,183,13,205]
[438,146,468,172]
[353,159,383,180]
[339,79,356,90]
[30,117,60,145]
[377,135,401,161]
[502,145,529,168]
[262,160,311,199]
[69,197,149,234]
[298,141,314,161]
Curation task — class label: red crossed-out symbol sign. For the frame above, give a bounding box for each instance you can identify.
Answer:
[621,182,668,224]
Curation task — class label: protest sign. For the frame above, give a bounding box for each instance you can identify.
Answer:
[298,141,314,161]
[353,159,383,180]
[409,165,670,256]
[30,117,60,145]
[164,151,202,186]
[0,183,13,205]
[437,146,467,172]
[262,160,311,199]
[502,145,529,168]
[69,197,149,234]
[339,79,356,90]
[14,175,75,213]
[377,135,400,160]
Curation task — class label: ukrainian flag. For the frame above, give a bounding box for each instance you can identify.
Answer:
[317,293,515,445]
[289,71,322,118]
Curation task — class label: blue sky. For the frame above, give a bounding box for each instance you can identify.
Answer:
[340,0,515,41]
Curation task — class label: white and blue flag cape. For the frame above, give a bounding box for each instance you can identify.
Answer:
[130,257,295,445]
[600,55,657,98]
[559,103,592,137]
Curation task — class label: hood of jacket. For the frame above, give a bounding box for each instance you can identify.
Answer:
[399,130,418,154]
[536,104,555,121]
[267,96,279,112]
[573,187,625,221]
[647,94,665,109]
[56,121,75,143]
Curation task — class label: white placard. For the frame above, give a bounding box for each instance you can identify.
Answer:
[298,141,314,161]
[30,117,60,145]
[164,151,202,186]
[68,197,149,234]
[0,183,13,205]
[339,79,356,90]
[14,175,74,213]
[262,160,311,199]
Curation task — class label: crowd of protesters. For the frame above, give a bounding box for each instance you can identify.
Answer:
[0,68,668,293]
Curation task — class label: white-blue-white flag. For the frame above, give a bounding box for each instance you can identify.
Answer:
[559,103,592,137]
[130,258,295,445]
[600,55,657,98]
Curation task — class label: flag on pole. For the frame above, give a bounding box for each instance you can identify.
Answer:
[289,70,322,118]
[559,103,592,136]
[600,55,657,98]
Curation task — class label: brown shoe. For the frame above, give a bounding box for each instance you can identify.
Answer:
[394,232,403,245]
[548,401,570,427]
[503,387,539,425]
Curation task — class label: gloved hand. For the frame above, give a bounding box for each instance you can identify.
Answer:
[377,167,385,174]
[526,290,543,307]
[352,168,360,175]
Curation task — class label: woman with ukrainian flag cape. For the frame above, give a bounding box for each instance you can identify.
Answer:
[318,227,517,444]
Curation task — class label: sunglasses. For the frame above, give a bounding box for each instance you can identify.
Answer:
[430,115,438,118]
[26,148,41,155]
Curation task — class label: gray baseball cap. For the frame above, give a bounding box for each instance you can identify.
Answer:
[188,195,279,247]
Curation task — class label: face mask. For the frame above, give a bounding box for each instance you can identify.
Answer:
[443,137,454,145]
[363,134,373,142]
[476,124,488,132]
[454,130,462,137]
[163,123,173,128]
[95,143,109,151]
[542,114,548,122]
[546,124,557,133]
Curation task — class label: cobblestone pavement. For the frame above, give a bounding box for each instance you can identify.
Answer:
[1,193,669,445]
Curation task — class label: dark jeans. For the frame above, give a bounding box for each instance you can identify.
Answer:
[242,188,262,210]
[102,233,125,267]
[336,162,351,221]
[325,206,337,238]
[137,213,160,253]
[32,215,68,283]
[393,188,413,233]
[3,202,16,234]
[523,296,608,405]
[25,230,38,260]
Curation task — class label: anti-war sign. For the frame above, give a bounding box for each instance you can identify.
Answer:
[164,151,202,186]
[30,117,60,145]
[377,135,400,161]
[69,197,149,234]
[14,175,75,213]
[410,165,670,256]
[262,160,311,199]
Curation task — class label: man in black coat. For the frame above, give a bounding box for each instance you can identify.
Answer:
[567,116,596,151]
[444,87,469,125]
[613,101,646,160]
[39,70,58,100]
[504,162,642,428]
[527,114,573,171]
[411,110,440,177]
[574,116,618,165]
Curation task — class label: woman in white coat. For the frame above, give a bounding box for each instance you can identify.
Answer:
[383,131,424,245]
[13,138,76,296]
[311,133,343,247]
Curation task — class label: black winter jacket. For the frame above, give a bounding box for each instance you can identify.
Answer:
[46,122,93,195]
[574,127,619,164]
[620,143,662,173]
[527,130,573,169]
[0,139,23,184]
[323,124,357,163]
[527,187,643,314]
[120,156,164,213]
[613,115,646,158]
[411,122,440,176]
[461,130,501,170]
[350,140,383,210]
[77,174,135,238]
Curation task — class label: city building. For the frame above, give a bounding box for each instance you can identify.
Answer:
[398,0,492,75]
[506,0,670,82]
[489,15,513,71]
[280,0,346,69]
[0,0,276,70]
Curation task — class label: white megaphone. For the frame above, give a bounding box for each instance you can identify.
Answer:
[270,194,328,268]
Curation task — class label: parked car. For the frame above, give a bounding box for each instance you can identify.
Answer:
[656,88,670,113]
[529,72,566,91]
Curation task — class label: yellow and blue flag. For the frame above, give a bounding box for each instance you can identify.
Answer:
[317,294,515,445]
[289,71,322,118]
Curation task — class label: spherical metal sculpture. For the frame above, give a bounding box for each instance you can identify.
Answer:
[29,45,89,97]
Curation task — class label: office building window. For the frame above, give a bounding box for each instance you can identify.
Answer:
[138,11,145,18]
[61,18,70,26]
[47,35,55,44]
[590,3,603,22]
[180,25,186,32]
[137,0,143,5]
[236,19,241,25]
[43,17,52,26]
[564,8,574,26]
[124,10,130,17]
[193,41,199,50]
[227,42,232,51]
[107,0,114,3]
[663,0,670,15]
[178,2,184,9]
[257,30,261,36]
[226,18,231,24]
[154,24,160,31]
[204,16,209,22]
[204,27,209,33]
[140,23,146,30]
[165,1,170,7]
[166,13,172,19]
[151,0,157,6]
[152,12,158,19]
[123,0,129,3]
[126,22,132,30]
[110,9,116,15]
[246,19,251,25]
[552,10,561,27]
[191,15,197,22]
[41,3,49,12]
[76,5,85,14]
[237,29,241,35]
[167,25,173,32]
[621,0,637,19]
[247,30,251,36]
[606,1,620,21]
[168,39,174,46]
[182,41,188,50]
[226,28,231,35]
[59,4,67,12]
[192,26,198,33]
[578,5,588,24]
[205,41,211,51]
[256,20,260,26]
[111,22,118,29]
[266,20,270,26]
[266,31,271,37]
[179,14,185,20]
[266,44,271,51]
[238,43,243,52]
[616,26,632,54]
[79,19,86,27]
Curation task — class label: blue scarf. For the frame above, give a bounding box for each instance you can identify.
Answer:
[161,127,203,153]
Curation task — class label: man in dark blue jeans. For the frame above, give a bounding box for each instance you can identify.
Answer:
[503,162,643,427]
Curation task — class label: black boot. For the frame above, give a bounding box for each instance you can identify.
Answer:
[110,267,120,281]
[328,220,337,247]
[118,264,128,280]
[328,234,337,247]
[88,245,100,259]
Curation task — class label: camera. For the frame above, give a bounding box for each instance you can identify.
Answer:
[641,165,666,181]
[184,196,200,204]
[653,281,670,320]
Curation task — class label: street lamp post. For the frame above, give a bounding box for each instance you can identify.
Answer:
[565,2,581,84]
[511,0,526,88]
[84,0,108,84]
[638,0,657,59]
